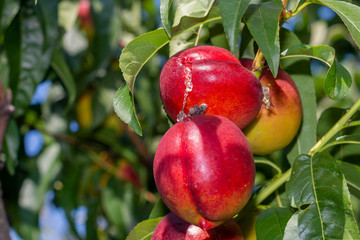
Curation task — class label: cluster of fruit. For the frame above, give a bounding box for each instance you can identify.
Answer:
[152,46,302,239]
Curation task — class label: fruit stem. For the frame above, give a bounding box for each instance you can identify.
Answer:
[309,97,360,155]
[251,49,266,79]
[341,120,360,130]
[254,158,281,174]
[194,0,215,46]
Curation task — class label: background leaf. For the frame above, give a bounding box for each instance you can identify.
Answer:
[113,84,142,136]
[314,0,360,49]
[286,153,360,239]
[280,29,317,163]
[160,0,173,37]
[0,0,20,36]
[126,217,162,240]
[244,0,283,76]
[51,49,77,108]
[255,207,293,240]
[4,0,57,116]
[220,0,251,57]
[3,118,20,175]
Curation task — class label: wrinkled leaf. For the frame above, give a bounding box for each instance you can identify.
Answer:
[169,0,213,56]
[244,0,283,76]
[4,0,57,116]
[126,217,163,240]
[281,44,352,100]
[286,153,360,239]
[160,0,173,37]
[51,49,76,109]
[171,7,221,38]
[0,0,20,35]
[314,0,360,49]
[255,207,293,240]
[220,0,251,57]
[113,84,142,136]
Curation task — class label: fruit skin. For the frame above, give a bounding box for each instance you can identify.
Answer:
[159,45,263,129]
[240,59,302,155]
[152,212,244,240]
[153,115,255,230]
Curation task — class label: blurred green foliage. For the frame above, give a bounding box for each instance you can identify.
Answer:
[0,0,359,239]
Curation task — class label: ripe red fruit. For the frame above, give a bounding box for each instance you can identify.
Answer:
[159,45,263,129]
[153,115,255,230]
[240,59,302,155]
[152,212,244,240]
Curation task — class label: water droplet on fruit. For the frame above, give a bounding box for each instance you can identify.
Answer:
[177,63,194,122]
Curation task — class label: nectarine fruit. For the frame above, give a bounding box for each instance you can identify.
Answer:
[159,46,263,129]
[240,59,302,155]
[152,212,244,239]
[153,115,255,230]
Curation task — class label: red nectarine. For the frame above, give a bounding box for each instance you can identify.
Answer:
[159,46,263,129]
[152,212,244,239]
[153,115,255,230]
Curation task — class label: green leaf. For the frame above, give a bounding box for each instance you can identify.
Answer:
[239,24,253,58]
[126,217,163,240]
[118,9,221,134]
[244,0,283,76]
[283,212,300,240]
[255,207,293,240]
[58,0,78,31]
[160,0,173,37]
[119,29,169,92]
[92,0,114,67]
[320,135,360,152]
[280,29,317,164]
[286,153,360,239]
[314,0,360,49]
[113,84,142,136]
[220,0,251,57]
[4,0,57,116]
[0,0,20,36]
[338,161,360,198]
[102,181,137,238]
[51,49,76,109]
[169,0,214,56]
[323,61,352,100]
[148,198,170,219]
[280,44,352,100]
[3,118,19,175]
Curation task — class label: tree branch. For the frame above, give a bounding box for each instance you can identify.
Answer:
[0,80,14,240]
